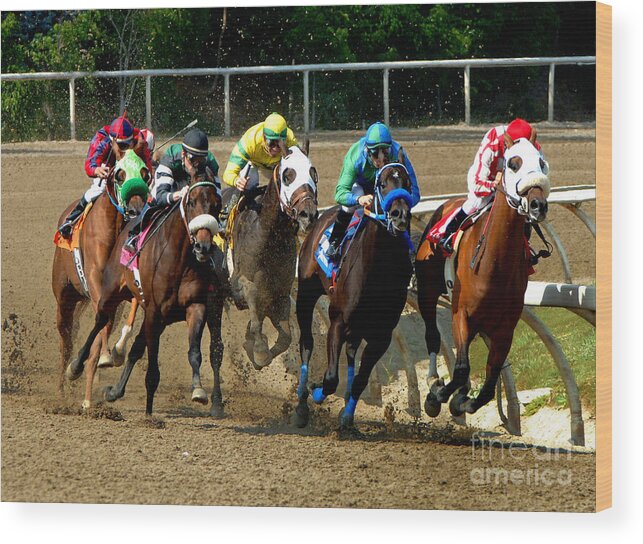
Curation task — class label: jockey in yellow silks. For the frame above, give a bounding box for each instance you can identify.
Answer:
[220,112,298,219]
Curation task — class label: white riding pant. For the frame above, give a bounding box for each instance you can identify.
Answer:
[83,177,107,203]
[340,183,365,213]
[461,166,494,215]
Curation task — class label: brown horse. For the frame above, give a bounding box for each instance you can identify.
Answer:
[415,134,550,418]
[67,167,225,417]
[53,166,148,409]
[294,159,414,428]
[228,143,318,369]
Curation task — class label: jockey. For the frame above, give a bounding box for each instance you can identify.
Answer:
[57,116,153,238]
[123,128,221,252]
[220,112,298,220]
[325,121,421,260]
[436,118,548,253]
[140,128,157,172]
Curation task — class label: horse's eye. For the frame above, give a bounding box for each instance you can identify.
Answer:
[282,167,296,186]
[309,167,318,184]
[508,157,523,172]
[188,199,195,209]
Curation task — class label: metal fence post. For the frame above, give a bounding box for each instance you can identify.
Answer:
[145,76,152,129]
[303,70,310,134]
[464,65,471,125]
[548,63,556,122]
[69,78,76,140]
[383,68,390,126]
[224,73,231,137]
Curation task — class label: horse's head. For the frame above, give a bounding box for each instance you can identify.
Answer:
[374,149,413,233]
[183,166,222,263]
[503,132,550,223]
[114,150,151,219]
[277,142,318,234]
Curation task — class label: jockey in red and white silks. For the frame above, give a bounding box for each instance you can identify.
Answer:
[433,118,547,252]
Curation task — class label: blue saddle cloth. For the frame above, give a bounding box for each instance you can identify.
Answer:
[315,209,366,279]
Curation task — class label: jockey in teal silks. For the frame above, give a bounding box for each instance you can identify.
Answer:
[325,122,421,260]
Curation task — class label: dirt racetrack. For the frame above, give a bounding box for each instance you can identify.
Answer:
[1,124,596,511]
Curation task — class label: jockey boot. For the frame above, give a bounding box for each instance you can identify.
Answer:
[326,209,353,261]
[219,189,241,229]
[58,197,88,238]
[123,216,143,253]
[438,208,468,254]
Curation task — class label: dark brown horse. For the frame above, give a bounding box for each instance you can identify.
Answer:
[294,159,414,428]
[415,134,550,418]
[229,143,318,369]
[53,158,148,409]
[67,167,225,416]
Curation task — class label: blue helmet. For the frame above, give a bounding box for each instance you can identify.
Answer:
[365,122,392,150]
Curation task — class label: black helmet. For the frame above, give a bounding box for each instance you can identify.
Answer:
[182,128,209,157]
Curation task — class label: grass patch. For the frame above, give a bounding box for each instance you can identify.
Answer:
[468,307,595,415]
[524,395,549,417]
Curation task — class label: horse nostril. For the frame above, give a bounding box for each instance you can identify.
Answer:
[391,209,400,218]
[531,200,539,210]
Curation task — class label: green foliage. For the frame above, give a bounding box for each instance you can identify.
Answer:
[1,4,596,141]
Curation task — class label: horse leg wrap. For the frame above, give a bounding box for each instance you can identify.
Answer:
[311,387,326,404]
[297,364,309,399]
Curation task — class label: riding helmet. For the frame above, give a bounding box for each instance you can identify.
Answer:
[506,118,533,141]
[263,113,288,140]
[365,122,393,149]
[182,128,209,157]
[141,128,155,152]
[109,116,134,144]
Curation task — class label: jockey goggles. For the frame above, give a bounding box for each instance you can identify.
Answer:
[367,145,391,158]
[112,136,133,150]
[265,138,283,149]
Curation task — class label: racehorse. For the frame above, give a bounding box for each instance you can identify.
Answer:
[415,134,550,418]
[53,152,149,408]
[228,142,318,369]
[66,166,225,417]
[294,159,414,428]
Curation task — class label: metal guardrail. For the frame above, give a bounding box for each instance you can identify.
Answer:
[1,56,596,139]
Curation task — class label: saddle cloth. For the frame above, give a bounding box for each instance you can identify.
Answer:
[314,209,365,282]
[53,202,94,251]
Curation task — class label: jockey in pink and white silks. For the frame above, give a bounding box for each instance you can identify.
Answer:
[434,118,549,252]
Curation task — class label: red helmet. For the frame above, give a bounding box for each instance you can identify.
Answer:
[506,118,533,141]
[109,116,134,143]
[140,128,155,152]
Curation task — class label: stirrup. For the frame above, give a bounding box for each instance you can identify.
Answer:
[326,241,341,260]
[124,236,138,253]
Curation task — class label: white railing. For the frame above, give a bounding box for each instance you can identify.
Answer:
[1,56,596,139]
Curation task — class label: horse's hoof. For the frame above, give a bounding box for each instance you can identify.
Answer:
[65,361,83,382]
[210,403,225,419]
[252,348,272,370]
[81,399,91,411]
[449,387,469,417]
[103,386,119,403]
[294,402,309,428]
[111,348,125,368]
[191,387,208,405]
[97,352,113,368]
[339,408,354,428]
[243,339,254,362]
[424,392,442,418]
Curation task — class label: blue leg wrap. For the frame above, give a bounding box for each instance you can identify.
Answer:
[346,364,355,395]
[312,387,326,404]
[297,364,308,399]
[344,396,358,417]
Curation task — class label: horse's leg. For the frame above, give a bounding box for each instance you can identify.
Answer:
[268,296,292,359]
[82,335,103,410]
[103,324,147,402]
[243,279,272,369]
[294,276,323,428]
[416,259,444,417]
[339,333,392,427]
[66,310,110,381]
[97,318,114,368]
[206,291,225,419]
[185,303,208,405]
[451,336,512,416]
[433,311,472,404]
[311,316,346,404]
[113,299,138,367]
[144,313,165,415]
[343,336,361,402]
[55,285,81,397]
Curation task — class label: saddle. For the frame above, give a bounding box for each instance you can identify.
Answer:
[53,202,94,251]
[314,209,366,286]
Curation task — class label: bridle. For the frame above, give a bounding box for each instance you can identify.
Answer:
[272,156,318,222]
[368,162,414,235]
[179,179,221,247]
